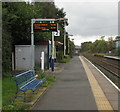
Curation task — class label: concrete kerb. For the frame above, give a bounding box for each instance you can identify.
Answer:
[81,56,119,111]
[30,87,48,110]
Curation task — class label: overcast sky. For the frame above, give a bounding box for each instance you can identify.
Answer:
[55,0,119,45]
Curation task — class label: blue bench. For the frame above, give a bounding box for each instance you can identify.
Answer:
[15,70,46,101]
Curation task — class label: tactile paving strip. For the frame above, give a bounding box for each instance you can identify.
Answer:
[79,56,114,111]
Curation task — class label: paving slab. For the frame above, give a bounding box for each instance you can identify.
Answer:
[82,56,119,111]
[32,56,98,110]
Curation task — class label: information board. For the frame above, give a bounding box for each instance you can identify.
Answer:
[34,23,57,32]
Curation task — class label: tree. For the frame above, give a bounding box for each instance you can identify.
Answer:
[107,37,115,51]
[81,36,109,53]
[100,36,105,40]
[92,39,108,53]
[2,2,67,74]
[115,36,120,40]
[69,40,75,58]
[81,41,93,52]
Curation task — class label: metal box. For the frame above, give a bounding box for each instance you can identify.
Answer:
[15,45,33,70]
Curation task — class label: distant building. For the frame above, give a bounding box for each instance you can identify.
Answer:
[75,45,81,49]
[75,45,81,55]
[115,39,120,47]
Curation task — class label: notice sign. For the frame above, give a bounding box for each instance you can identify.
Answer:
[54,30,60,36]
[34,23,57,32]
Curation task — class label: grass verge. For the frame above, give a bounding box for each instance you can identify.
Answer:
[2,76,17,106]
[60,55,71,63]
[2,67,56,111]
[0,79,2,110]
[35,65,56,87]
[93,53,105,57]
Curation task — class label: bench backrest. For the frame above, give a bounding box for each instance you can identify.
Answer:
[15,70,35,89]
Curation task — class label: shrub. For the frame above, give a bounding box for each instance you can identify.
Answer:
[94,53,105,57]
[34,65,56,87]
[2,103,29,111]
[2,76,17,105]
[60,55,71,63]
[56,51,64,62]
[115,47,120,56]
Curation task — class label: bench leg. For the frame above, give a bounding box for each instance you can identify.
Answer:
[23,91,26,102]
[24,91,32,102]
[15,91,18,99]
[13,89,20,103]
[32,90,37,95]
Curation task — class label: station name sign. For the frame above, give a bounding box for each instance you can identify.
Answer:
[34,23,57,32]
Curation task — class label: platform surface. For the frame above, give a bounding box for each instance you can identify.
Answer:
[82,56,119,111]
[104,55,120,60]
[32,56,119,111]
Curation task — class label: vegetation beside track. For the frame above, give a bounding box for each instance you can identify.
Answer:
[93,53,105,57]
[80,36,120,57]
[60,55,71,63]
[2,2,75,77]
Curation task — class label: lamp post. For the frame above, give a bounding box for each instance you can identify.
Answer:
[56,18,68,56]
[63,19,68,56]
[68,34,73,54]
[64,21,66,56]
[68,37,70,54]
[31,19,35,70]
[72,38,74,41]
[51,26,55,72]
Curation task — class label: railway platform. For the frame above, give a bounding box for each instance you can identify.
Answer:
[104,55,120,60]
[32,56,119,111]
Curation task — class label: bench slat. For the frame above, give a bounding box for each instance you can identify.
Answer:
[15,70,46,93]
[20,78,36,90]
[16,70,33,77]
[21,79,42,91]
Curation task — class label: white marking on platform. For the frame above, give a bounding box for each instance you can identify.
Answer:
[82,56,120,92]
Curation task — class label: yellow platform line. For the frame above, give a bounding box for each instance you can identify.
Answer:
[79,56,113,111]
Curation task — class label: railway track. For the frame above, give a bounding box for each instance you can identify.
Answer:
[83,54,120,76]
[82,54,120,88]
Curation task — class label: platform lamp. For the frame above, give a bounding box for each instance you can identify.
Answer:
[68,34,73,54]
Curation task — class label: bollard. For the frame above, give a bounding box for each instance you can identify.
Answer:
[41,52,44,71]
